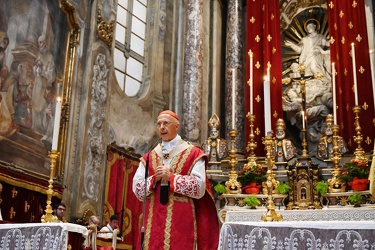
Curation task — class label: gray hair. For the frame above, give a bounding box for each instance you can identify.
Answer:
[89,215,99,223]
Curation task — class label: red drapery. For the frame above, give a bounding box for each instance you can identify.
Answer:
[327,0,374,152]
[104,149,142,249]
[0,168,62,223]
[245,0,283,156]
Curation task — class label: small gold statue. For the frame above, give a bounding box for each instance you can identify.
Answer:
[317,114,347,160]
[273,119,297,165]
[202,113,228,170]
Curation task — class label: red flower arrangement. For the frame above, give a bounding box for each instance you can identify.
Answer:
[237,164,267,193]
[337,158,370,184]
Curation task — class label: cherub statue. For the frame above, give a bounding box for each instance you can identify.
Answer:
[201,113,227,170]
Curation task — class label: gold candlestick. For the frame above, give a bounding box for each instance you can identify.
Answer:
[41,150,59,223]
[244,112,257,170]
[352,106,366,160]
[225,129,242,194]
[327,124,346,192]
[261,132,283,222]
[301,127,310,159]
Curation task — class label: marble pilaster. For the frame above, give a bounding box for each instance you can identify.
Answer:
[181,0,204,144]
[225,0,245,153]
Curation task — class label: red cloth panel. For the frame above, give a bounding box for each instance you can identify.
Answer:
[246,0,283,156]
[328,0,374,152]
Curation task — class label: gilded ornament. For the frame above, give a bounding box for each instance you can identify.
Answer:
[363,102,368,110]
[255,61,261,69]
[97,9,114,46]
[330,36,335,44]
[255,95,261,103]
[365,136,372,145]
[339,10,344,18]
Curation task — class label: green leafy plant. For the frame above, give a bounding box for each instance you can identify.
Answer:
[243,195,261,207]
[275,181,291,194]
[315,180,329,195]
[348,193,362,205]
[213,183,226,195]
[237,164,267,188]
[337,158,370,183]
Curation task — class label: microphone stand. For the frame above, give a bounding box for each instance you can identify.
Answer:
[140,139,160,250]
[140,152,149,250]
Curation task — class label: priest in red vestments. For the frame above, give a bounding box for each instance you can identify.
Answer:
[132,110,219,250]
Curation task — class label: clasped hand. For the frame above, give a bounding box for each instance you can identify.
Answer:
[155,165,171,182]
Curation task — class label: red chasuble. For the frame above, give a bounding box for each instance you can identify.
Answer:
[138,145,219,250]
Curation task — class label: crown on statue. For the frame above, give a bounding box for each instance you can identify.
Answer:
[208,113,221,130]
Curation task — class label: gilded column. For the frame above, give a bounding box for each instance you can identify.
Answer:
[181,0,204,144]
[225,0,244,152]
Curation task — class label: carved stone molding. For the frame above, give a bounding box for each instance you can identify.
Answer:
[83,53,108,201]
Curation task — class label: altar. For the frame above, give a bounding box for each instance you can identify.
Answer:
[0,222,88,250]
[218,220,375,250]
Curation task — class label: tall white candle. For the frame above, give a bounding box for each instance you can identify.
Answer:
[264,76,271,135]
[232,68,236,130]
[52,97,62,151]
[249,50,253,114]
[351,43,359,106]
[370,50,375,113]
[302,111,305,129]
[332,63,337,125]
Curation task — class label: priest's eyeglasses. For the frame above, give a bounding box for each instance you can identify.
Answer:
[156,121,174,128]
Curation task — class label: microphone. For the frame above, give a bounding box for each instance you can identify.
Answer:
[160,183,169,205]
[160,146,169,205]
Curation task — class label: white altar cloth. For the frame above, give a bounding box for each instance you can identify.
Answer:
[0,222,88,250]
[218,221,375,250]
[224,206,375,222]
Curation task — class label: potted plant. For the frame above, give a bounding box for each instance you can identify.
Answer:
[243,195,261,209]
[315,180,329,196]
[238,164,267,194]
[348,193,362,207]
[213,183,226,195]
[275,181,291,194]
[337,158,370,191]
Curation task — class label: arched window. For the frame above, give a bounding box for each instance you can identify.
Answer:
[114,0,147,97]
